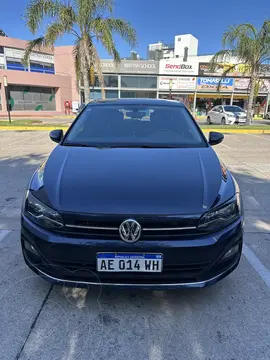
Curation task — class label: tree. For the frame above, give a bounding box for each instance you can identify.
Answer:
[210,21,270,124]
[0,29,8,37]
[23,0,137,102]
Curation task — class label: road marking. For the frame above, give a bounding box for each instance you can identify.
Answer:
[247,195,260,207]
[243,244,270,289]
[0,132,45,150]
[220,143,232,149]
[0,230,10,242]
[248,133,270,141]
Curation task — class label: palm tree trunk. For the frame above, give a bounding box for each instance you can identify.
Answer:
[90,46,105,100]
[246,75,256,125]
[81,58,90,103]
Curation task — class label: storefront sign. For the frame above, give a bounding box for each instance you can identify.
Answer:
[5,47,25,59]
[197,77,234,92]
[235,78,270,93]
[198,62,250,77]
[101,60,158,74]
[259,64,270,76]
[30,52,54,64]
[159,59,198,75]
[5,47,54,64]
[159,76,196,90]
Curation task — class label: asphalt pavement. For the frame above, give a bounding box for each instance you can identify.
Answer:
[0,131,270,360]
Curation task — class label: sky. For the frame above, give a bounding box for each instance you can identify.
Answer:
[1,0,270,58]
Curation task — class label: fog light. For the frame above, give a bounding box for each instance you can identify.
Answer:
[222,244,239,260]
[24,239,40,256]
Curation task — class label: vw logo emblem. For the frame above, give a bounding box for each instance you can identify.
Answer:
[119,219,141,243]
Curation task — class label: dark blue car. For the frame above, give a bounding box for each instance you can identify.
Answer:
[21,99,244,289]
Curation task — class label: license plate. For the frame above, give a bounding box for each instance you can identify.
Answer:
[97,253,163,272]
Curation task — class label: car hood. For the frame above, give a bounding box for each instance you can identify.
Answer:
[225,111,246,117]
[42,146,225,215]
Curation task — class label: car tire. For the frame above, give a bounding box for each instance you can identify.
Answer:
[266,114,270,120]
[207,116,212,125]
[221,117,226,125]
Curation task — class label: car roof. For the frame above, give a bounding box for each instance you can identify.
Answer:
[85,98,185,107]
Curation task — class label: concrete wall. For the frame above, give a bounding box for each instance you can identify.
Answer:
[54,46,79,103]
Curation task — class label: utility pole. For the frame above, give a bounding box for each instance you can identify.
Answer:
[3,76,11,123]
[169,78,173,99]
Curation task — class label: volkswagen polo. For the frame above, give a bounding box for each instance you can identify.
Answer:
[21,99,244,289]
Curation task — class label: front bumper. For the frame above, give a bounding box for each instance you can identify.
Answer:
[21,215,243,289]
[228,117,247,125]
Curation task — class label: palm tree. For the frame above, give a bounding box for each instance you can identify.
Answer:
[23,0,136,102]
[0,29,8,36]
[210,21,270,124]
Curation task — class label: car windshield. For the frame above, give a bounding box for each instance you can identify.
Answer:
[224,106,243,112]
[63,104,207,148]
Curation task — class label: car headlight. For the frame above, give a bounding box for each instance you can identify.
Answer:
[198,194,242,231]
[24,191,64,230]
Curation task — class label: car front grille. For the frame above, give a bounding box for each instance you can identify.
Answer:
[58,213,203,239]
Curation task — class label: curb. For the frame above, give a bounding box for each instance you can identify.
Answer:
[0,126,270,134]
[0,126,69,131]
[202,129,270,134]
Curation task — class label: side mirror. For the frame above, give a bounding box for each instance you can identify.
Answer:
[49,129,63,143]
[209,131,224,146]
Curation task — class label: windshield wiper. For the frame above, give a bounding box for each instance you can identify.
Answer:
[63,143,178,149]
[63,143,92,147]
[106,145,177,148]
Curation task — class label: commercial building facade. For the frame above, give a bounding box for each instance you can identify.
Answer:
[0,37,76,116]
[1,35,270,116]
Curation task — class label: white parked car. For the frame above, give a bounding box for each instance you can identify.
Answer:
[265,112,270,119]
[207,105,247,125]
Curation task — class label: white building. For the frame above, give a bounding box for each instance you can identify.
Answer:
[148,34,199,61]
[174,34,198,60]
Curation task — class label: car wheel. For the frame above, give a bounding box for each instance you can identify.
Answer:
[207,116,212,125]
[266,114,270,120]
[221,117,226,125]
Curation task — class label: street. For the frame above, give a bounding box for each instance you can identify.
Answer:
[0,131,270,360]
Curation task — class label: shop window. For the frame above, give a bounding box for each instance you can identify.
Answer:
[89,89,118,100]
[93,75,118,88]
[121,76,157,89]
[121,91,157,98]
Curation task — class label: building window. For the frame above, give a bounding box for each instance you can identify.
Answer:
[8,85,56,111]
[30,61,55,74]
[178,37,181,41]
[121,76,157,89]
[176,55,179,58]
[89,89,118,100]
[0,46,4,54]
[94,75,118,87]
[6,57,28,71]
[120,91,157,98]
